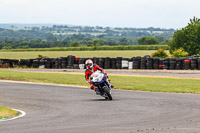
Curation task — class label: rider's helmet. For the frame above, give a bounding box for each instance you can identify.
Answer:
[85,59,93,69]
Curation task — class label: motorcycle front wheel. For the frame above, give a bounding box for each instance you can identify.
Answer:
[102,86,112,100]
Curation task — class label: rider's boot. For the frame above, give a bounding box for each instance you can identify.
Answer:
[108,79,114,88]
[91,85,99,94]
[90,85,95,90]
[111,84,114,88]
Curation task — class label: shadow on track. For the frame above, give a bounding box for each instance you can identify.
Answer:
[84,98,120,102]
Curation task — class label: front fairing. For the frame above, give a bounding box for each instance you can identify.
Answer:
[92,74,106,85]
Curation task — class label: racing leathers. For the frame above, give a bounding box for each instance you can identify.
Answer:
[85,64,106,90]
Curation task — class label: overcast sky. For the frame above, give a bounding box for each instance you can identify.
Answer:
[0,0,199,29]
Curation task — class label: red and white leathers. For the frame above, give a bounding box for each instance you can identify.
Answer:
[85,64,105,90]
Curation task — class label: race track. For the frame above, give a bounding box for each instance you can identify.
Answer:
[0,80,200,133]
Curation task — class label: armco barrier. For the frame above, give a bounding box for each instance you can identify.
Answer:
[1,55,200,70]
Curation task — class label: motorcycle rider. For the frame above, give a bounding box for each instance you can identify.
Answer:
[85,59,114,91]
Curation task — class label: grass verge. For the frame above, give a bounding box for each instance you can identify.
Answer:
[0,50,170,59]
[0,106,19,120]
[0,45,169,52]
[0,70,200,93]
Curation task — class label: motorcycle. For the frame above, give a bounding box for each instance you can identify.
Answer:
[90,71,113,100]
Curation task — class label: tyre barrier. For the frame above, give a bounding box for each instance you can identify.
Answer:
[2,55,200,70]
[0,59,19,68]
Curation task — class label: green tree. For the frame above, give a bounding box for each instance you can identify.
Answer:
[138,36,159,45]
[46,34,57,42]
[69,41,80,47]
[169,17,200,55]
[119,38,128,45]
[92,40,99,47]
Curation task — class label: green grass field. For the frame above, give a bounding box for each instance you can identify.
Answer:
[0,50,170,59]
[0,106,19,119]
[0,70,199,93]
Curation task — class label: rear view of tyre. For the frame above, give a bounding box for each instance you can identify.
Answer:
[102,86,112,100]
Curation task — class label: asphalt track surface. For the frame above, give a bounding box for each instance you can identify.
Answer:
[1,68,200,78]
[1,81,200,133]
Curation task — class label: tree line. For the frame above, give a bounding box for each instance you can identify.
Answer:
[0,24,174,49]
[0,36,170,50]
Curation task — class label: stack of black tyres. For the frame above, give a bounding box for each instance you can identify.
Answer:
[44,58,52,69]
[198,57,200,70]
[146,58,153,69]
[67,55,75,69]
[140,57,147,69]
[111,58,116,69]
[153,57,159,69]
[73,57,79,69]
[79,58,86,64]
[58,58,63,69]
[33,58,40,68]
[30,59,34,67]
[1,59,10,67]
[55,58,59,69]
[175,58,182,70]
[1,60,7,67]
[4,59,10,67]
[79,58,86,69]
[191,58,198,70]
[93,57,99,65]
[163,58,169,69]
[104,57,111,69]
[1,59,19,68]
[133,57,141,69]
[169,58,176,70]
[159,58,164,69]
[181,58,185,69]
[61,57,68,69]
[184,58,191,70]
[116,57,122,69]
[11,59,20,67]
[20,59,31,67]
[39,59,45,68]
[98,58,105,68]
[51,58,56,69]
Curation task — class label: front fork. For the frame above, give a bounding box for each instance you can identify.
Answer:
[104,78,111,91]
[95,79,111,96]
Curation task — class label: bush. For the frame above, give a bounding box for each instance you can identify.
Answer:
[151,48,168,58]
[171,48,189,57]
[38,54,48,58]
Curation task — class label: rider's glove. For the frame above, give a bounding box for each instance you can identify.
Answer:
[87,80,92,84]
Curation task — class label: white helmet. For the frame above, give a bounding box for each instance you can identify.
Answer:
[85,59,93,69]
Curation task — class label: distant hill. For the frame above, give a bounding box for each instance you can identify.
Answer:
[0,24,56,28]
